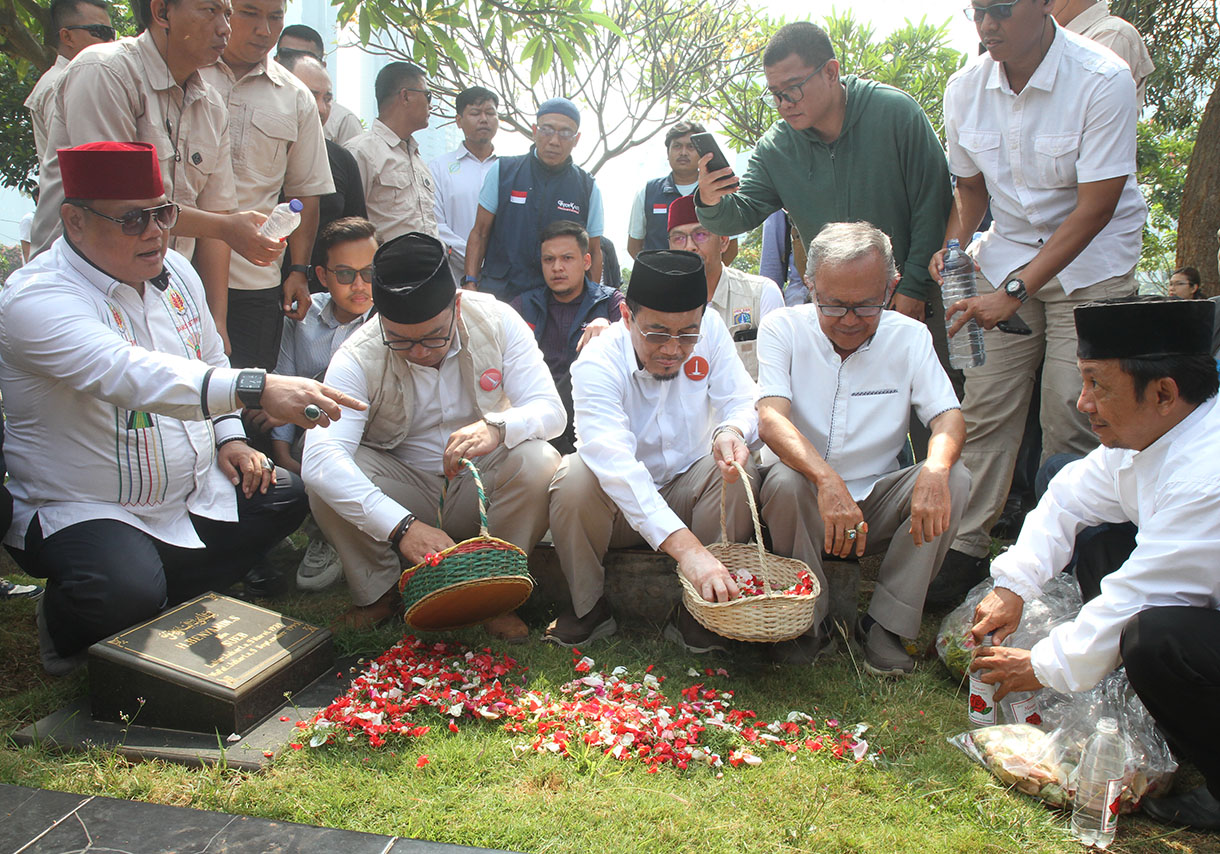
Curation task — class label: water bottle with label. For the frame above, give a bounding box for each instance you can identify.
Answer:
[968,632,997,727]
[1071,716,1126,849]
[258,198,304,241]
[941,238,986,370]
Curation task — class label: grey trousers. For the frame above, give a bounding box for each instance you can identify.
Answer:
[549,453,758,618]
[760,460,972,638]
[309,440,560,605]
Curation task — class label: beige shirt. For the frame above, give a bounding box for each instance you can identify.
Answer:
[324,101,364,146]
[23,55,69,162]
[30,32,237,261]
[345,118,437,241]
[1065,2,1154,106]
[201,56,333,291]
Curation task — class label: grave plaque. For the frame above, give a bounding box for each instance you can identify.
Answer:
[88,592,333,735]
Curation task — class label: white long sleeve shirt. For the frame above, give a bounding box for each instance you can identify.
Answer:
[300,298,564,541]
[991,395,1220,693]
[0,240,246,549]
[571,310,758,549]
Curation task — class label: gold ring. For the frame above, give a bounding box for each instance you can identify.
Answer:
[846,529,857,541]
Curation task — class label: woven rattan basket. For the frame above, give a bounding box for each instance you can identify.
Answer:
[679,462,820,642]
[398,457,533,631]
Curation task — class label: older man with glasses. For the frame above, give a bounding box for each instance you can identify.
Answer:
[302,232,564,637]
[757,222,970,673]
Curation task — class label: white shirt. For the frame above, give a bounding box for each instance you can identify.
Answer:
[429,144,498,258]
[944,24,1147,295]
[0,240,246,550]
[1064,2,1154,106]
[572,311,758,549]
[23,55,69,162]
[757,307,960,500]
[992,396,1220,694]
[300,297,564,541]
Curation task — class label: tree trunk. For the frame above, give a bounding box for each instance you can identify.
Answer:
[1178,80,1220,296]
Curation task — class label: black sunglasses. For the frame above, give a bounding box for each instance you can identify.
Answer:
[73,202,179,235]
[325,265,374,285]
[62,23,116,41]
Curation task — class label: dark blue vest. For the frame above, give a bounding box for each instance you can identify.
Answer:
[642,173,687,251]
[483,149,595,301]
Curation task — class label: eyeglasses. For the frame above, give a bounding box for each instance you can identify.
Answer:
[536,125,577,141]
[963,0,1022,23]
[380,311,456,351]
[73,202,179,235]
[62,23,116,41]
[640,332,702,346]
[668,230,716,248]
[401,87,433,103]
[814,302,886,318]
[760,59,830,107]
[325,265,374,285]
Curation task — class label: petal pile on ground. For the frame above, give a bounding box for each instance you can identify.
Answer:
[292,636,875,771]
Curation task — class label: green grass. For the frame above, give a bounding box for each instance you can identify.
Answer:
[0,547,1212,854]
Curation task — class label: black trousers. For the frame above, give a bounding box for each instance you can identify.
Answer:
[227,286,284,370]
[7,470,307,657]
[1076,524,1220,796]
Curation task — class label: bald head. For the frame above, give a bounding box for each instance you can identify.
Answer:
[283,53,333,126]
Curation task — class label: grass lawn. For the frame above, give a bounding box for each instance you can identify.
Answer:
[0,542,1212,854]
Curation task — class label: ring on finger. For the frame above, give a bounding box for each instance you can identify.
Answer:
[261,457,274,472]
[303,404,323,421]
[846,528,857,541]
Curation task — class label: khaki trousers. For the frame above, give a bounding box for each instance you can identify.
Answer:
[760,460,971,638]
[951,269,1135,557]
[309,440,560,605]
[548,453,758,618]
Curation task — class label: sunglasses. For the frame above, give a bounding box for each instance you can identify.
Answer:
[963,0,1023,23]
[325,265,374,285]
[640,332,702,346]
[401,87,433,103]
[74,202,179,235]
[62,23,116,41]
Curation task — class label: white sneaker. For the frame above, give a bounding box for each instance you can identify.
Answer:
[296,539,342,591]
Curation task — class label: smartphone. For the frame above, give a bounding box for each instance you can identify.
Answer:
[691,132,738,188]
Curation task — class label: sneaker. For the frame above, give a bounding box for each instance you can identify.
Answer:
[1,577,43,599]
[35,598,85,677]
[296,539,343,592]
[925,549,989,609]
[543,597,617,647]
[768,620,837,665]
[854,616,914,677]
[663,604,730,654]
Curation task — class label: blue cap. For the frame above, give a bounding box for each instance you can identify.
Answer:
[288,199,303,213]
[536,97,580,127]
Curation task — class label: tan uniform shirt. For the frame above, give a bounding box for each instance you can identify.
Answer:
[23,55,69,162]
[1064,2,1155,106]
[345,119,437,241]
[324,101,364,146]
[201,56,333,291]
[30,32,237,260]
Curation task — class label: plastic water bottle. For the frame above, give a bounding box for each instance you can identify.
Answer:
[967,632,997,727]
[941,239,986,370]
[258,198,303,240]
[1071,716,1125,849]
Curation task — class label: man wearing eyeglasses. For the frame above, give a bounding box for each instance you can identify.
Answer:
[695,22,952,344]
[666,194,783,379]
[24,0,114,162]
[545,250,757,651]
[464,98,604,302]
[627,120,704,258]
[927,0,1146,606]
[757,222,969,673]
[0,143,364,675]
[345,61,438,245]
[302,232,564,636]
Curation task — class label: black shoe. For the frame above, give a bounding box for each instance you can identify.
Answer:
[1142,786,1220,831]
[989,505,1027,541]
[241,559,294,599]
[543,597,617,647]
[925,549,989,609]
[768,621,837,665]
[663,604,730,654]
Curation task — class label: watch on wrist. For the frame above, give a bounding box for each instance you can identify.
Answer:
[235,369,267,410]
[483,413,506,442]
[287,264,310,275]
[1003,277,1029,304]
[464,275,480,285]
[389,513,416,549]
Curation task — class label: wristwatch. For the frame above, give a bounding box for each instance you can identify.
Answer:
[463,275,480,286]
[287,264,310,276]
[235,369,267,410]
[1003,277,1029,304]
[484,413,507,442]
[389,513,416,549]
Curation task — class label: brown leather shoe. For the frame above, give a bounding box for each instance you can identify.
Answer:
[330,586,403,632]
[484,610,529,644]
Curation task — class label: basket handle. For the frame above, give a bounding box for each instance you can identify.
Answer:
[718,460,772,596]
[438,457,489,537]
